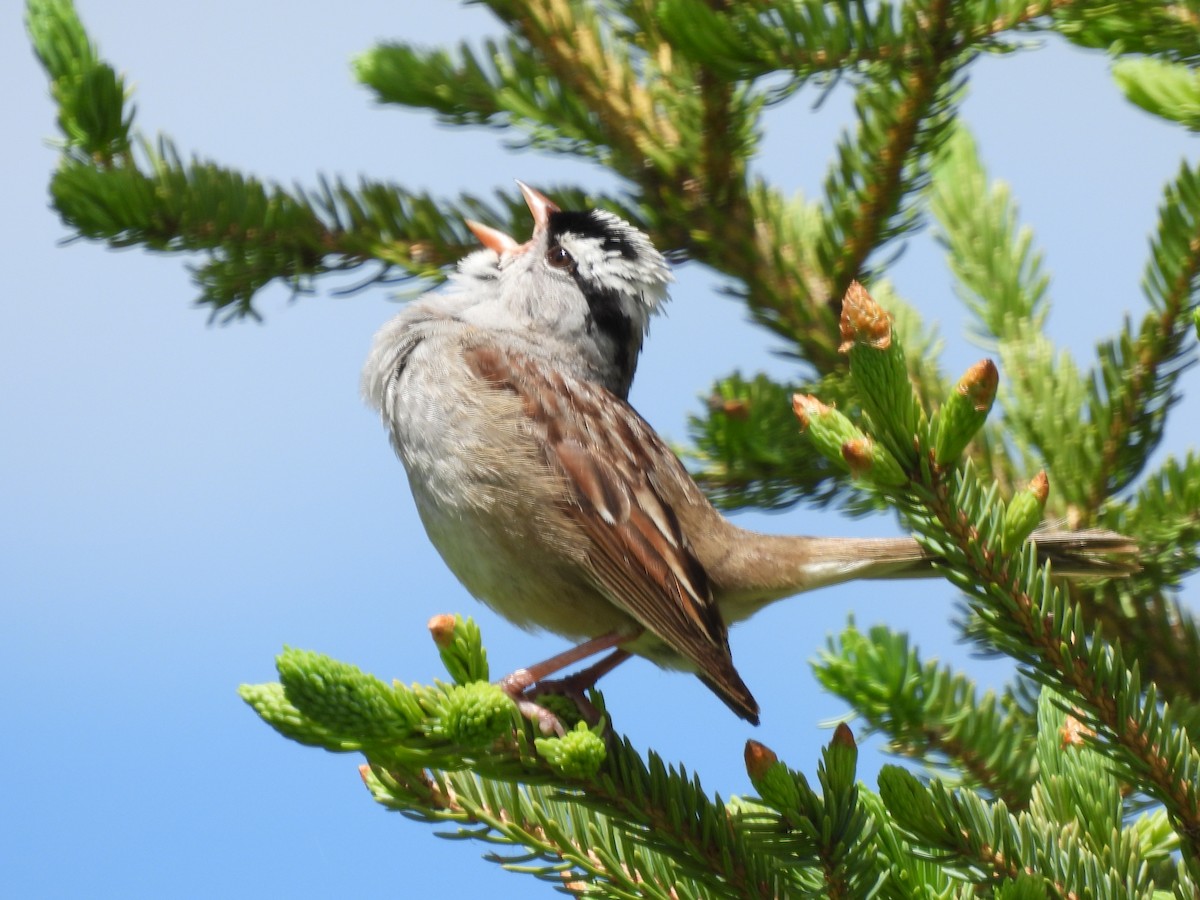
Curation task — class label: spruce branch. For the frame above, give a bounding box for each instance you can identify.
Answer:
[1113,57,1200,131]
[816,284,1200,864]
[354,40,508,126]
[931,125,1050,344]
[1052,0,1200,63]
[49,137,552,319]
[27,0,132,165]
[243,626,802,898]
[653,0,910,81]
[815,2,968,314]
[355,36,622,162]
[929,123,1085,509]
[815,621,1039,809]
[1082,453,1200,708]
[1104,452,1200,594]
[741,728,887,897]
[902,452,1200,861]
[928,126,1200,715]
[654,0,1066,82]
[1079,161,1200,513]
[930,124,1200,529]
[478,0,690,175]
[364,765,704,897]
[876,688,1181,898]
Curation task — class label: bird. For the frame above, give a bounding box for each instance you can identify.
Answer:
[362,182,1133,731]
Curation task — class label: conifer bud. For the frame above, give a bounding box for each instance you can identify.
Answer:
[838,282,922,464]
[838,281,892,352]
[744,740,802,812]
[793,394,869,472]
[536,721,607,779]
[841,437,908,486]
[276,648,415,740]
[744,739,778,785]
[1059,712,1096,749]
[934,359,998,465]
[435,682,515,749]
[429,614,490,685]
[427,613,458,649]
[1001,470,1050,555]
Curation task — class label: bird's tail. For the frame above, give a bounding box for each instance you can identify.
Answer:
[992,529,1139,578]
[854,529,1140,580]
[717,528,1137,625]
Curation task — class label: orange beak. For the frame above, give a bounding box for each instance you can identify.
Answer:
[464,219,519,255]
[515,180,560,231]
[465,183,560,262]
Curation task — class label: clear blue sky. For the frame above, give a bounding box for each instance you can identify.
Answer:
[3,2,1196,897]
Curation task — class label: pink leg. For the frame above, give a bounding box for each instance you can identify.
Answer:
[500,632,628,694]
[498,633,632,737]
[527,649,632,727]
[534,649,632,696]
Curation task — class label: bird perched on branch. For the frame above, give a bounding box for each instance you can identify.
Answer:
[363,183,1133,732]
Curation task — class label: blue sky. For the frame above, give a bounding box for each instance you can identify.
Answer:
[3,2,1196,897]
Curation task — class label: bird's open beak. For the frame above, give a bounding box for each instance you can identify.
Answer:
[465,182,560,263]
[465,219,519,255]
[516,180,559,231]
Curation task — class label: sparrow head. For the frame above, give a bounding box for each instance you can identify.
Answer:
[461,182,673,398]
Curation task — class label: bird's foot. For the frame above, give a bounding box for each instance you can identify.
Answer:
[498,669,569,736]
[496,642,632,737]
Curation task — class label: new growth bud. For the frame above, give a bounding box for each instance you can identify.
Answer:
[1059,712,1097,750]
[427,613,458,649]
[275,648,417,741]
[934,359,998,465]
[435,682,515,749]
[793,394,870,474]
[841,437,908,487]
[429,614,490,685]
[743,739,803,811]
[839,281,892,352]
[1001,470,1050,555]
[838,282,923,465]
[744,739,779,784]
[536,721,607,779]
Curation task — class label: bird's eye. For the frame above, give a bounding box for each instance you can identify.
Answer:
[545,245,574,270]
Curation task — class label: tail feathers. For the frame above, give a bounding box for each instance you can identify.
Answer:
[698,667,760,725]
[696,530,1134,724]
[863,530,1140,579]
[1025,529,1140,577]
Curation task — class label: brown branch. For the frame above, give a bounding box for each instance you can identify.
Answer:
[923,468,1200,859]
[739,0,1075,76]
[897,726,1033,811]
[1071,582,1200,708]
[1085,235,1200,515]
[486,0,674,173]
[371,748,781,899]
[827,0,955,309]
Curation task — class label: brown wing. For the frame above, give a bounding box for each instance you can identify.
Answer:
[465,344,759,723]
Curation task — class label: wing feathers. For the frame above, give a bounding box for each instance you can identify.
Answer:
[464,343,759,723]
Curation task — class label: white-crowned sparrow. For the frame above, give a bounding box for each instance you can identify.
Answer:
[363,183,1131,730]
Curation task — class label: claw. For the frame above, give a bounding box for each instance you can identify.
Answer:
[514,697,567,737]
[494,636,631,735]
